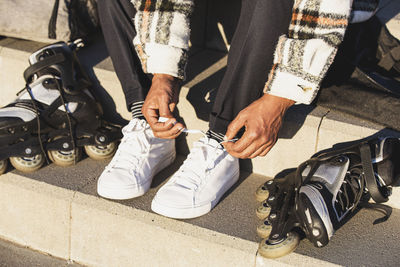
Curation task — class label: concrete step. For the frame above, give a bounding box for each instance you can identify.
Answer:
[1,158,400,267]
[2,37,400,177]
[2,0,400,178]
[0,39,400,265]
[1,35,400,208]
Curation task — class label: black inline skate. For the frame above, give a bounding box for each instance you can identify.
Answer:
[254,137,399,258]
[0,40,122,174]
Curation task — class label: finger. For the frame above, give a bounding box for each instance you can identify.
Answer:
[156,129,183,140]
[153,122,185,139]
[152,120,183,133]
[144,108,160,125]
[163,128,184,139]
[248,143,271,159]
[229,130,258,154]
[169,102,177,113]
[159,97,174,118]
[258,140,277,157]
[225,115,246,141]
[222,140,234,152]
[232,141,262,159]
[225,147,248,159]
[259,145,273,157]
[224,137,253,159]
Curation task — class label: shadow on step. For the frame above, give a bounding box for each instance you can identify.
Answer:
[77,34,129,126]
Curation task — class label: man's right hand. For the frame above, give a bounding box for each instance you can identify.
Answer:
[142,74,185,139]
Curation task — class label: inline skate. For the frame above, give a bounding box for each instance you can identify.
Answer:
[254,137,399,258]
[0,40,122,174]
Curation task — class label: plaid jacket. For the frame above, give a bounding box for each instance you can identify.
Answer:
[131,0,193,80]
[132,0,379,104]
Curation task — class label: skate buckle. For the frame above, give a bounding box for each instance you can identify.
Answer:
[72,39,85,50]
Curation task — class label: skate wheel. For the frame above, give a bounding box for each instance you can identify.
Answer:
[0,159,8,175]
[257,219,272,239]
[10,154,45,173]
[258,232,300,259]
[84,142,117,160]
[255,182,270,202]
[48,148,82,167]
[256,199,271,220]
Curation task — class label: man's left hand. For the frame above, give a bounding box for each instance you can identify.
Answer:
[223,94,294,159]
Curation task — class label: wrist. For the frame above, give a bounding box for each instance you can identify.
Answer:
[262,93,295,111]
[153,73,181,83]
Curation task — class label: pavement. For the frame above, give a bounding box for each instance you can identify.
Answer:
[0,238,82,267]
[0,155,398,266]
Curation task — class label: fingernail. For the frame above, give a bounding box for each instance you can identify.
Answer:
[223,135,228,141]
[167,119,177,126]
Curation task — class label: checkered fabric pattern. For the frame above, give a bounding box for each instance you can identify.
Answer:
[264,0,379,104]
[131,0,379,103]
[131,0,194,80]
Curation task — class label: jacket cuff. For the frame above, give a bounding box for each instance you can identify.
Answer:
[264,65,319,105]
[264,35,339,105]
[134,43,188,80]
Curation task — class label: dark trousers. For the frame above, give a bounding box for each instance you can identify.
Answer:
[97,0,293,134]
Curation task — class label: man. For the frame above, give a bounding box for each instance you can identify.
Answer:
[96,0,379,219]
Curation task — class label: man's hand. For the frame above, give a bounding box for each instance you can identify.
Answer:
[142,74,185,139]
[223,94,294,159]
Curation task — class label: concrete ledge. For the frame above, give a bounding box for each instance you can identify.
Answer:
[0,173,72,259]
[0,169,336,267]
[2,37,400,178]
[0,160,400,266]
[70,192,258,267]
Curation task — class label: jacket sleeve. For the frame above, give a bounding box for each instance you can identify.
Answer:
[131,0,194,80]
[264,0,354,104]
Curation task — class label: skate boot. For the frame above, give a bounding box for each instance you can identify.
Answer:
[0,41,122,174]
[255,137,400,258]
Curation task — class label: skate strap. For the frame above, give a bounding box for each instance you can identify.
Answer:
[360,202,392,225]
[23,53,66,82]
[360,143,389,203]
[48,0,60,39]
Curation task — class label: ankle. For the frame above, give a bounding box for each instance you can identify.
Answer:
[206,130,225,143]
[129,101,145,120]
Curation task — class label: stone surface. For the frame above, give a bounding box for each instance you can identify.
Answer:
[0,157,399,266]
[0,173,73,259]
[0,238,82,267]
[70,192,258,267]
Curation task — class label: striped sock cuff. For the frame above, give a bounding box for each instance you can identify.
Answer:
[207,130,225,143]
[130,101,145,120]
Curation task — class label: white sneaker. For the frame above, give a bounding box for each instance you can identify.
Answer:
[151,136,240,219]
[97,118,176,200]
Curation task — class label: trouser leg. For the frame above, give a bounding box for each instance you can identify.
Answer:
[208,0,294,136]
[97,0,151,114]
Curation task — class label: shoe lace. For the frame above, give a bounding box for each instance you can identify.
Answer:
[105,119,151,173]
[172,129,236,191]
[336,165,392,224]
[335,166,365,218]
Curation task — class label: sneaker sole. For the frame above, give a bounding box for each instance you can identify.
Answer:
[151,169,240,219]
[97,151,176,200]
